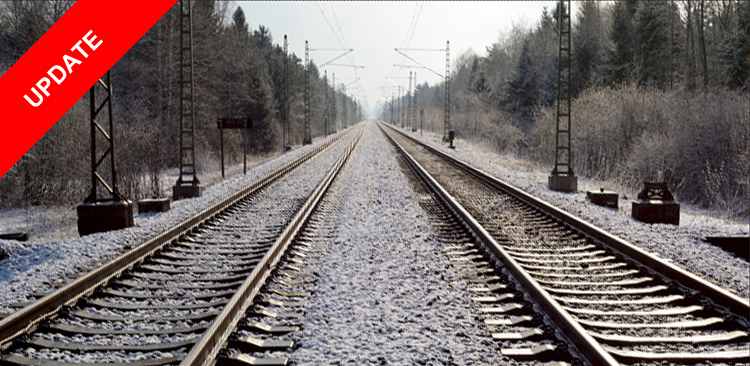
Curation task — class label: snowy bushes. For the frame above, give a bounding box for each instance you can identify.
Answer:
[450,100,524,154]
[529,86,749,217]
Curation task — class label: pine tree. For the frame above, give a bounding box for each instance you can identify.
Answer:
[535,6,560,107]
[232,7,248,35]
[506,40,538,121]
[724,1,750,89]
[572,0,605,95]
[609,0,638,85]
[636,1,672,88]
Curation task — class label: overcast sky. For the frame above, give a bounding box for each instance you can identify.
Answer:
[238,1,568,117]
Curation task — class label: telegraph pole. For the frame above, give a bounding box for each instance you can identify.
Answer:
[173,0,202,200]
[548,0,577,192]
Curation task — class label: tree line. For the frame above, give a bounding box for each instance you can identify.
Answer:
[0,1,360,207]
[398,0,748,217]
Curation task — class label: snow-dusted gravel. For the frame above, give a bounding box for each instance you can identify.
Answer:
[0,131,351,315]
[292,123,516,365]
[407,127,749,299]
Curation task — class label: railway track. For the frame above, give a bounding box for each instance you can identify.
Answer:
[405,165,583,365]
[380,123,749,366]
[0,127,363,366]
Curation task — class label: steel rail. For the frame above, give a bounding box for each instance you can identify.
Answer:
[181,127,364,366]
[0,129,355,348]
[383,123,750,317]
[379,123,616,366]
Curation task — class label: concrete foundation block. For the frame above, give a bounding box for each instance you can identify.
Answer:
[704,236,749,261]
[548,175,577,193]
[0,232,29,242]
[138,198,171,214]
[77,200,134,236]
[587,190,619,209]
[173,185,203,201]
[632,200,680,225]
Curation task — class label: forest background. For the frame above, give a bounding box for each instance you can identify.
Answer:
[0,0,747,218]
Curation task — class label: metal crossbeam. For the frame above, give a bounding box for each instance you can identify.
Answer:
[394,49,443,78]
[344,78,361,88]
[325,63,365,69]
[318,49,353,68]
[393,64,443,77]
[395,48,446,52]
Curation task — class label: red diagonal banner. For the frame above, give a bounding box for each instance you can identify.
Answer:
[0,0,177,179]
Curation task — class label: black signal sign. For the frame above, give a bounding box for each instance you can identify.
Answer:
[217,117,252,129]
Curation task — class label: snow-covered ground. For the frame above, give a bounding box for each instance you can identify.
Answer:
[0,150,287,244]
[403,126,749,299]
[0,132,351,315]
[292,123,518,364]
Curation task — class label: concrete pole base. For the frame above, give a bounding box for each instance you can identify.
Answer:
[173,185,203,201]
[77,200,134,236]
[632,201,680,225]
[138,198,171,213]
[548,174,577,193]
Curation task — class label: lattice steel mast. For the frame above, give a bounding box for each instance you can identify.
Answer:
[390,93,395,125]
[324,70,329,136]
[412,72,417,131]
[303,40,312,145]
[549,0,577,192]
[444,41,451,139]
[394,43,450,139]
[407,71,413,130]
[174,0,201,199]
[85,71,122,204]
[332,73,337,133]
[283,34,290,149]
[77,71,134,236]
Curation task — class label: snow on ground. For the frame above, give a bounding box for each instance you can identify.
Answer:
[0,149,287,244]
[293,122,521,365]
[406,127,749,298]
[0,132,351,315]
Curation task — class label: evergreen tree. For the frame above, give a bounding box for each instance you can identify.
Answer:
[572,0,605,95]
[534,6,560,107]
[506,40,538,121]
[232,7,248,35]
[636,1,672,88]
[724,1,750,89]
[609,0,638,85]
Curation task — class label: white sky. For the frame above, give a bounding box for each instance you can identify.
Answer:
[238,1,567,117]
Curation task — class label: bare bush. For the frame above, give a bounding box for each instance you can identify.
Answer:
[527,86,749,217]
